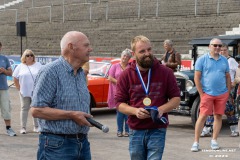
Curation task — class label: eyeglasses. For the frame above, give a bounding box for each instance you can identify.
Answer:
[211,44,222,48]
[26,54,34,57]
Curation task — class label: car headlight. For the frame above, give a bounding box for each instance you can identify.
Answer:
[186,80,194,91]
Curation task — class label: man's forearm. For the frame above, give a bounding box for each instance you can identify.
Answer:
[118,103,137,116]
[30,107,72,120]
[4,68,12,76]
[158,97,180,113]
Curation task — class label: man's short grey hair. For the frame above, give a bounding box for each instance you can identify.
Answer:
[210,38,222,45]
[60,32,71,51]
[121,48,132,58]
[163,39,173,46]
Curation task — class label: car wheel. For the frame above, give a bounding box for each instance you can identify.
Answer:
[236,95,240,116]
[89,92,96,114]
[191,96,200,127]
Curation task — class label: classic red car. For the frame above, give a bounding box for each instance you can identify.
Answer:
[87,61,115,110]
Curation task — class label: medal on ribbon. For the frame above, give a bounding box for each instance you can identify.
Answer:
[143,97,151,106]
[136,66,152,106]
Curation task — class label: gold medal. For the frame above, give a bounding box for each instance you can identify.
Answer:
[143,97,151,106]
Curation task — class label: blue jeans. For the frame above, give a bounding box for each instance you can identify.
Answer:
[129,128,166,160]
[37,133,91,160]
[117,110,129,133]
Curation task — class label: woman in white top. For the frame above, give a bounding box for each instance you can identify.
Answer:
[13,49,42,134]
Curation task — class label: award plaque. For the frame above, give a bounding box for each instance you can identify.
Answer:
[143,97,151,106]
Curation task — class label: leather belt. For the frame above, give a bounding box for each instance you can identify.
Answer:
[41,132,86,139]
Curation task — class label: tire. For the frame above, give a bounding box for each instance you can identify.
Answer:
[89,92,96,114]
[191,96,200,127]
[236,95,240,116]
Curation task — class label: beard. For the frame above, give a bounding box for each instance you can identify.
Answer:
[136,55,154,69]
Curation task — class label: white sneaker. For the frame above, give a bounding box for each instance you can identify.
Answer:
[230,125,239,137]
[6,128,17,136]
[200,130,212,137]
[33,127,39,133]
[211,140,220,150]
[191,142,199,152]
[231,131,239,137]
[20,128,26,134]
[200,126,212,137]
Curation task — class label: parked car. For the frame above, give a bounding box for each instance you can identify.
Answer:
[174,35,240,127]
[88,61,112,111]
[88,58,134,111]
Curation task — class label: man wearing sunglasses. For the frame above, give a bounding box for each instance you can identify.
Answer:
[191,38,231,152]
[201,44,239,138]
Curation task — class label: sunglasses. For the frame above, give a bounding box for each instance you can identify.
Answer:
[211,44,222,48]
[26,54,34,57]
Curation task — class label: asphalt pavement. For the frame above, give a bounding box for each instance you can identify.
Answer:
[0,87,240,160]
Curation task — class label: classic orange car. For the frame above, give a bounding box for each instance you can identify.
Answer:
[88,58,134,111]
[88,61,116,110]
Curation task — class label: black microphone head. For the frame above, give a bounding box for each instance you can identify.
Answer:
[102,125,109,133]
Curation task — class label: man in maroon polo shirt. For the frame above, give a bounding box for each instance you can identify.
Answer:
[115,35,180,160]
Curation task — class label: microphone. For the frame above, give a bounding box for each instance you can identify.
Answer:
[86,118,109,133]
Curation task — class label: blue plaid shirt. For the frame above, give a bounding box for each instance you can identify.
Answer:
[31,56,90,134]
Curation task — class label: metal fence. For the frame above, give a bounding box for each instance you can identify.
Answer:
[0,0,238,24]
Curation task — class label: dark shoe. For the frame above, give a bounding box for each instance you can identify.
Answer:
[117,132,123,137]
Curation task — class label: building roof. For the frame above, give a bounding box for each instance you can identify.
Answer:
[189,35,240,46]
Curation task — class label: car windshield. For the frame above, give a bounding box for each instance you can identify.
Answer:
[89,62,111,77]
[196,46,209,58]
[196,46,234,58]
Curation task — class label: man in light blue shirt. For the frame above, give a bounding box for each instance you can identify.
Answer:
[31,31,93,160]
[0,42,16,137]
[191,38,231,152]
[201,44,239,137]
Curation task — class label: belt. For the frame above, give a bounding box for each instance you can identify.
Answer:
[41,132,86,139]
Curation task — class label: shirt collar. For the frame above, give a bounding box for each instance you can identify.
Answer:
[207,52,221,60]
[59,56,74,74]
[166,49,175,54]
[59,56,83,75]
